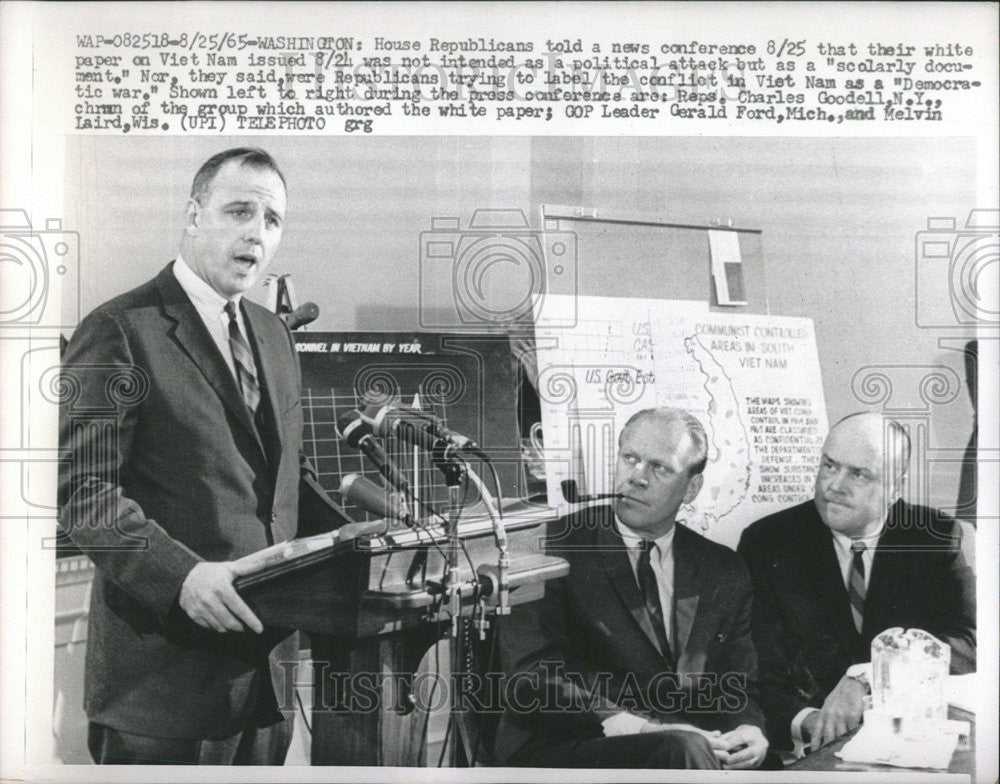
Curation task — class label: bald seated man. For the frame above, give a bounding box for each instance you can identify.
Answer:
[738,412,975,757]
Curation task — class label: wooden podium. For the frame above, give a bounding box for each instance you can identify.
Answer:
[234,501,564,766]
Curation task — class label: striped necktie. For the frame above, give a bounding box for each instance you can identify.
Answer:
[637,539,672,660]
[224,301,260,415]
[847,540,867,633]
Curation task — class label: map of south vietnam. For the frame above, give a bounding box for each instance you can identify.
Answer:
[535,296,827,548]
[679,333,752,534]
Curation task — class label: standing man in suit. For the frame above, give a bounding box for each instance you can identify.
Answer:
[495,408,771,770]
[738,412,976,756]
[58,148,346,764]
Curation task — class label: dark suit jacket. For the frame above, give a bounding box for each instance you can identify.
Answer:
[737,499,976,749]
[58,263,345,740]
[494,505,765,764]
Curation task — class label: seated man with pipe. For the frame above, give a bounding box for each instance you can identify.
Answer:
[494,407,773,769]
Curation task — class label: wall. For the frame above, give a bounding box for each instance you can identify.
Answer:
[65,134,979,510]
[67,136,533,330]
[55,132,981,766]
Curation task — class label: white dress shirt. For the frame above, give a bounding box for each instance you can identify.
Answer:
[618,520,676,648]
[173,256,250,382]
[829,526,882,592]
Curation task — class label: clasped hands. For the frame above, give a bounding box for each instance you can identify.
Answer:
[642,720,768,769]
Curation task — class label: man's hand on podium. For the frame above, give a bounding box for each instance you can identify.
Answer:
[179,561,264,634]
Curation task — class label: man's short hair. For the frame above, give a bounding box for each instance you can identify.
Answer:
[190,147,286,203]
[885,419,911,479]
[831,411,912,481]
[620,407,709,476]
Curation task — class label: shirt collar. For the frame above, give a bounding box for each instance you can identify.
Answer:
[830,524,883,558]
[616,516,676,555]
[173,255,240,316]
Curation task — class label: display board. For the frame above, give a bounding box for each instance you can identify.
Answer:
[535,296,827,549]
[295,332,522,527]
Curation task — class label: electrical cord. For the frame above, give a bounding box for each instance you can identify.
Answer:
[483,456,505,520]
[468,610,502,767]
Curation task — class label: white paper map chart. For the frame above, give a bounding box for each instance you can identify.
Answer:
[651,313,828,547]
[533,295,708,509]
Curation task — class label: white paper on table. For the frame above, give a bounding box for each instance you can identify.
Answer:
[837,723,961,769]
[946,673,979,713]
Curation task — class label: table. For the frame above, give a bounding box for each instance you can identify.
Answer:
[786,707,975,776]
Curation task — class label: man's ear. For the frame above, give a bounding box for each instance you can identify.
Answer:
[184,199,200,234]
[682,472,704,505]
[888,472,906,507]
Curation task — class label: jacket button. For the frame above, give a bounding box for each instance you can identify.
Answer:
[270,511,277,524]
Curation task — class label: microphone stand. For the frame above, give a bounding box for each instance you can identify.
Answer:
[436,451,510,765]
[433,450,471,767]
[406,424,505,764]
[464,468,509,618]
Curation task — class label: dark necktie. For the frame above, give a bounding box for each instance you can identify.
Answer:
[224,301,260,415]
[637,539,671,660]
[847,540,867,633]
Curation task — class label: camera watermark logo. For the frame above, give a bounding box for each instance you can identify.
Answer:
[419,209,577,332]
[0,208,80,328]
[914,208,999,328]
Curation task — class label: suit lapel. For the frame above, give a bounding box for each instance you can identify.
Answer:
[155,265,264,456]
[598,517,666,659]
[672,524,702,661]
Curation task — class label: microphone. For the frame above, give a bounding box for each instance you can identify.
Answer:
[369,404,487,459]
[281,301,319,330]
[336,409,412,495]
[339,473,414,527]
[561,479,624,504]
[370,406,456,455]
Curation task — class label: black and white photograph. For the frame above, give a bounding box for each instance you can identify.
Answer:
[1,3,996,782]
